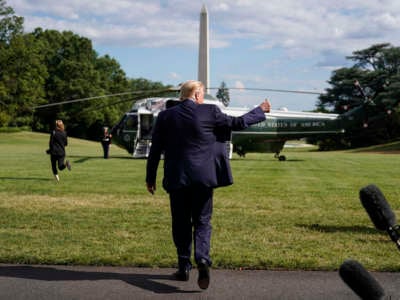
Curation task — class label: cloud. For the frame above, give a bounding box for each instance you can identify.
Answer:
[168,72,181,80]
[7,0,400,110]
[316,50,352,70]
[9,0,400,52]
[234,81,245,90]
[10,0,198,47]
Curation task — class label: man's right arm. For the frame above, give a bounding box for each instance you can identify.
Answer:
[215,99,271,131]
[240,99,271,126]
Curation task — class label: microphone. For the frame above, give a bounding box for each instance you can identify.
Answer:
[339,259,385,300]
[359,184,400,250]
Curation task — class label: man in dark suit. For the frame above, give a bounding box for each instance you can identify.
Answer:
[146,80,271,290]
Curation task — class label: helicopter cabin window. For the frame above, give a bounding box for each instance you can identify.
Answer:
[140,114,153,139]
[124,115,138,130]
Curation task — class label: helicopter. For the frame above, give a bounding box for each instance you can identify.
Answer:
[108,6,398,161]
[109,79,397,161]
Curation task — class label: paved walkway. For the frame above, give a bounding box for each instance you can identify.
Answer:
[0,264,399,299]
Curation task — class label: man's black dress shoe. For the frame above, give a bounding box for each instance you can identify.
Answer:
[173,267,190,281]
[197,259,210,290]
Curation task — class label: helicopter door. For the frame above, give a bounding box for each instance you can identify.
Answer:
[118,113,138,154]
[139,113,153,140]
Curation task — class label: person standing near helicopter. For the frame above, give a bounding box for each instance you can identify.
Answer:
[100,126,112,159]
[48,119,71,182]
[146,80,271,290]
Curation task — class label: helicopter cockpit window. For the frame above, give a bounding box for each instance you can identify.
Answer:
[124,115,138,130]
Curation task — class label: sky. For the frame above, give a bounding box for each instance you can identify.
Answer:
[6,0,400,111]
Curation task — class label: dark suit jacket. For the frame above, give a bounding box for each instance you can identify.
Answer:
[146,99,266,192]
[214,126,233,187]
[49,130,68,156]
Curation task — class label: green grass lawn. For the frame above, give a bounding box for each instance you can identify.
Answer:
[0,131,399,271]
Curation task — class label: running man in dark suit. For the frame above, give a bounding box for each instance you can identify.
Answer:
[146,80,271,289]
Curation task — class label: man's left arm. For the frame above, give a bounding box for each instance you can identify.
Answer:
[145,113,165,194]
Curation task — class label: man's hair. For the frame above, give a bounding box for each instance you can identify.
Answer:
[55,119,64,131]
[179,80,204,100]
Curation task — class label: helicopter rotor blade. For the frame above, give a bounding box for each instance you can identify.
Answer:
[209,87,325,95]
[77,92,162,115]
[32,85,326,112]
[32,87,177,110]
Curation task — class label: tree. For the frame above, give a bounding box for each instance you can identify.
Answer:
[30,29,107,134]
[0,34,48,127]
[0,1,173,136]
[319,44,400,112]
[0,0,24,45]
[84,54,130,140]
[0,0,26,126]
[316,43,400,148]
[216,81,230,107]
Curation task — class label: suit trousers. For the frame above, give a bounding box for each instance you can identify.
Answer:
[50,154,66,175]
[169,186,213,268]
[101,141,110,159]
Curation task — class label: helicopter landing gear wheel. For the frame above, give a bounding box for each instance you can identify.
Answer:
[237,148,246,157]
[274,153,286,161]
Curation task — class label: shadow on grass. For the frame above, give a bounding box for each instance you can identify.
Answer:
[0,265,200,294]
[296,223,380,234]
[0,177,51,181]
[230,158,305,162]
[68,155,134,163]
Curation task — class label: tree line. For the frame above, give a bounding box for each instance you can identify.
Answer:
[315,43,400,148]
[0,0,169,140]
[1,0,399,147]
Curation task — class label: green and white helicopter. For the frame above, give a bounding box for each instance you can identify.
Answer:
[110,80,396,160]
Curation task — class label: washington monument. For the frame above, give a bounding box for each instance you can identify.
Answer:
[198,4,209,91]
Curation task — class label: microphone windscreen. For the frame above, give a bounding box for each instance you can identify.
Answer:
[359,184,396,231]
[339,260,384,300]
